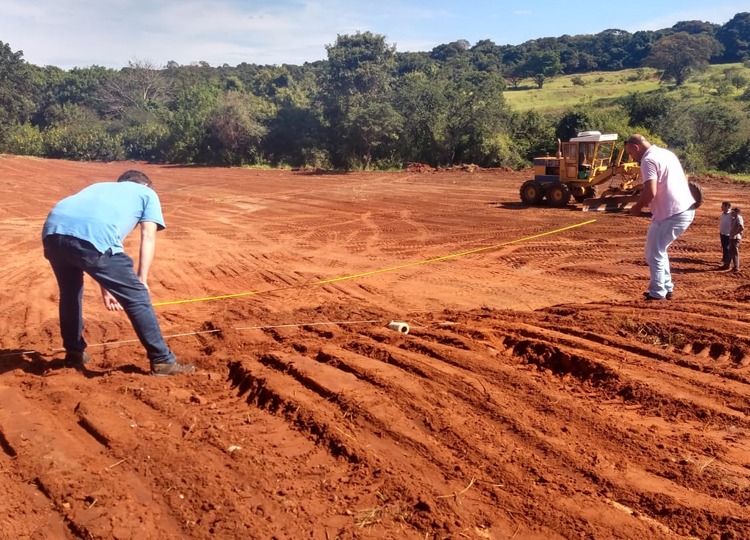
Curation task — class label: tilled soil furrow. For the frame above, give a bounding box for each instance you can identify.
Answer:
[307,328,750,536]
[0,384,191,540]
[89,374,354,539]
[227,356,513,537]
[310,338,713,538]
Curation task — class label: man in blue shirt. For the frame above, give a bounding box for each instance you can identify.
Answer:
[42,170,195,376]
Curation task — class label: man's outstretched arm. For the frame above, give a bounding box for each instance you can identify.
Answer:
[137,221,158,288]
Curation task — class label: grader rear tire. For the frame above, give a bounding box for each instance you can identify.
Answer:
[520,180,544,205]
[546,183,572,207]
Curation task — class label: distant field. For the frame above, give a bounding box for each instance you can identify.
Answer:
[504,63,750,114]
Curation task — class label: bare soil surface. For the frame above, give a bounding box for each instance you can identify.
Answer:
[1,155,750,540]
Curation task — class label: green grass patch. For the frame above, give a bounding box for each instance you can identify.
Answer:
[504,63,750,115]
[705,171,750,183]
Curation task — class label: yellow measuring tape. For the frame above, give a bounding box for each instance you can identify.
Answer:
[153,219,597,307]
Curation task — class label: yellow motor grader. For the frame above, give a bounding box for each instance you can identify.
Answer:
[518,131,702,211]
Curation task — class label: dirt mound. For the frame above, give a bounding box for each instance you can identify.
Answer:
[406,162,435,173]
[1,155,749,539]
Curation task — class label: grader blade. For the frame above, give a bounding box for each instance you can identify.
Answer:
[581,194,641,212]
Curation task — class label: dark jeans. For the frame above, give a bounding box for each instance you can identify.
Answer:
[721,233,731,265]
[43,234,175,364]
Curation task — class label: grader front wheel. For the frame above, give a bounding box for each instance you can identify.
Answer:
[573,185,598,203]
[546,183,572,207]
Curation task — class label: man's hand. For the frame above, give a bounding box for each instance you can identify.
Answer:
[101,287,123,311]
[630,203,643,216]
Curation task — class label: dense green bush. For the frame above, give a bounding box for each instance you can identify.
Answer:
[43,125,125,161]
[122,121,170,161]
[719,139,750,172]
[2,123,44,156]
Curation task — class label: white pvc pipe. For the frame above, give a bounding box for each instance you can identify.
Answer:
[387,321,410,334]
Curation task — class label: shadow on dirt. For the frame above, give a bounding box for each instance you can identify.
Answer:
[0,350,150,377]
[160,164,355,176]
[671,257,728,274]
[292,170,355,177]
[0,349,45,375]
[488,202,582,212]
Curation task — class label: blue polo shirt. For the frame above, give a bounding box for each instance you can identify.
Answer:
[42,181,166,254]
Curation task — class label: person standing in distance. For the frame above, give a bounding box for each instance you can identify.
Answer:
[719,201,733,269]
[42,170,195,376]
[728,206,744,273]
[626,134,696,301]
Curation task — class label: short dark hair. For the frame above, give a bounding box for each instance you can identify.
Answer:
[117,170,152,187]
[722,201,731,207]
[732,207,741,214]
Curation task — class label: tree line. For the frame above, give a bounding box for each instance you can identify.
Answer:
[0,12,749,172]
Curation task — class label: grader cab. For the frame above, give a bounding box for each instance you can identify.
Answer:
[519,131,642,211]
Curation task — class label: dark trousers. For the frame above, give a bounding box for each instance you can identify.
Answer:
[43,234,175,364]
[721,233,731,265]
[729,238,741,271]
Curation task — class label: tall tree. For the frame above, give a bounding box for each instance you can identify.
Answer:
[430,40,471,62]
[716,12,750,62]
[686,100,745,168]
[0,41,36,131]
[99,59,172,118]
[321,32,400,169]
[671,20,719,36]
[160,79,220,163]
[204,91,271,166]
[621,89,677,132]
[33,65,115,126]
[469,39,504,72]
[435,70,508,165]
[644,32,722,85]
[392,71,445,164]
[522,51,562,89]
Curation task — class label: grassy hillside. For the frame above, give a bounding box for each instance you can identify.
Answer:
[504,63,750,114]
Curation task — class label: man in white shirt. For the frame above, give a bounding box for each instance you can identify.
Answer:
[626,134,696,301]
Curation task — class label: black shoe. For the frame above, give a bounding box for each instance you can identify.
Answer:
[720,264,730,270]
[64,350,90,368]
[643,292,666,301]
[665,291,673,300]
[151,361,196,376]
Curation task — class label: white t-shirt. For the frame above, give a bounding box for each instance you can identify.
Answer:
[640,145,695,222]
[720,211,733,235]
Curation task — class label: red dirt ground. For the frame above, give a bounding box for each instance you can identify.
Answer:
[1,155,749,540]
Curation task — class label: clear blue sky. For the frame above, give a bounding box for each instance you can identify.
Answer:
[0,0,746,69]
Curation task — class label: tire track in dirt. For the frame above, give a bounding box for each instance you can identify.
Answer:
[221,308,750,538]
[0,370,367,539]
